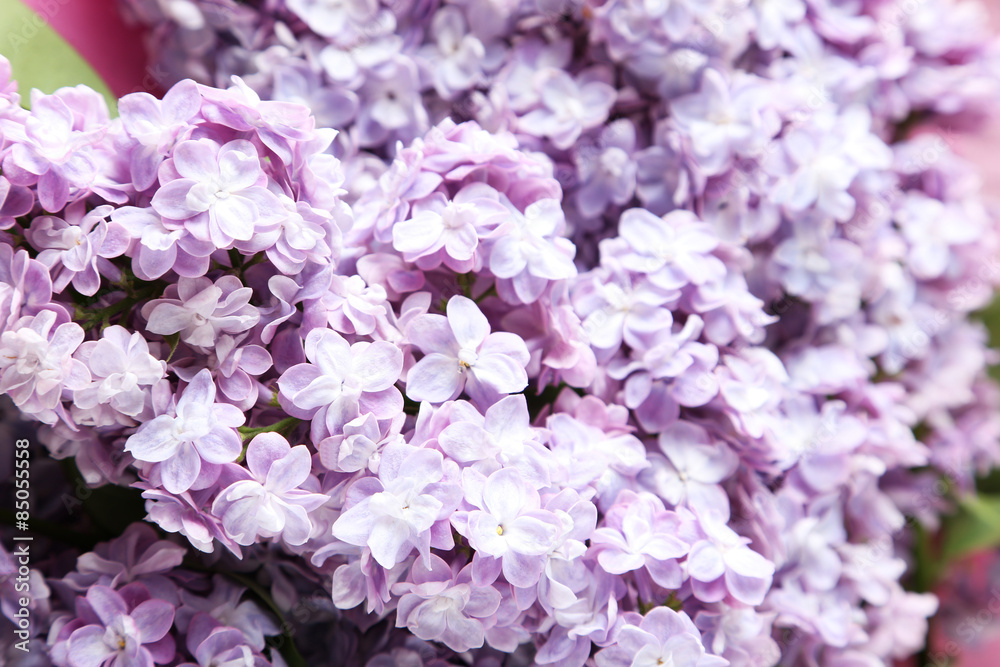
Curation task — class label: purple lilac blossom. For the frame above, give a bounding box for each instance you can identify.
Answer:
[3,0,1000,661]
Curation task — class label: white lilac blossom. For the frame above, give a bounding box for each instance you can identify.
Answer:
[212,433,328,546]
[73,325,167,424]
[489,197,578,304]
[150,138,283,249]
[26,203,129,296]
[332,444,461,568]
[0,309,89,424]
[142,275,259,349]
[277,327,403,442]
[517,68,617,150]
[5,0,1000,660]
[452,466,563,588]
[391,555,501,653]
[392,183,510,273]
[124,369,244,493]
[405,295,530,406]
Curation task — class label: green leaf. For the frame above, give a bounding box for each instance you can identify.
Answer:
[0,0,116,112]
[942,494,1000,562]
[972,291,1000,384]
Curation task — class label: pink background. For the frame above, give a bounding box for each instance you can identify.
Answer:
[21,0,1000,664]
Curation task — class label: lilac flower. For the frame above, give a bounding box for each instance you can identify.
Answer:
[285,0,378,39]
[590,491,691,589]
[109,206,210,281]
[319,274,389,336]
[180,619,268,667]
[7,9,1000,666]
[0,245,68,333]
[213,433,328,546]
[613,208,725,290]
[418,6,487,100]
[392,183,509,273]
[331,444,461,568]
[25,204,129,296]
[686,511,776,606]
[175,577,278,651]
[405,295,530,406]
[272,64,359,130]
[670,69,778,175]
[518,69,617,150]
[61,523,187,592]
[489,198,578,304]
[391,555,501,653]
[573,120,638,218]
[118,79,201,190]
[318,411,399,473]
[197,78,316,163]
[277,327,403,441]
[142,487,241,556]
[608,315,720,433]
[595,607,728,667]
[768,217,863,312]
[124,369,244,493]
[0,310,89,424]
[266,196,342,276]
[73,325,167,423]
[173,334,272,411]
[545,411,649,507]
[535,566,620,666]
[355,59,428,148]
[640,421,738,515]
[452,467,563,587]
[142,276,259,349]
[896,192,982,280]
[695,604,781,667]
[1,88,108,211]
[64,585,175,667]
[0,175,34,230]
[574,270,677,358]
[437,394,537,466]
[150,138,283,249]
[768,107,892,221]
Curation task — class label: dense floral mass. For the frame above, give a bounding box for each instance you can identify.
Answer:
[2,0,1000,664]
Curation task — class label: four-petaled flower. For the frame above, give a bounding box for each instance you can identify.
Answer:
[405,295,530,406]
[124,369,245,493]
[213,433,328,546]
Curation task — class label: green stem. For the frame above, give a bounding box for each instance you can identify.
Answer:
[238,417,302,440]
[237,418,304,460]
[474,284,499,304]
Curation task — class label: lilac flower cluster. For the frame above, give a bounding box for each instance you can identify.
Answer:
[0,0,998,662]
[1,524,285,666]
